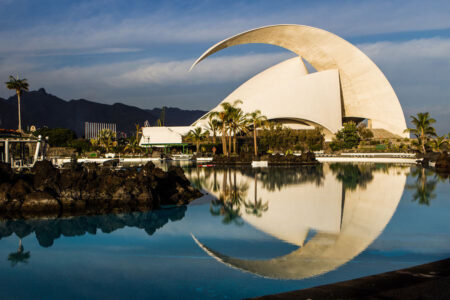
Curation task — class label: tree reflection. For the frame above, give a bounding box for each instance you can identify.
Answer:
[209,169,249,226]
[190,166,208,190]
[244,174,268,217]
[7,239,31,267]
[407,167,437,206]
[329,163,375,191]
[0,207,187,248]
[257,165,324,191]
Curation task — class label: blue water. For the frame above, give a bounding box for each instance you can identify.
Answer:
[0,163,448,299]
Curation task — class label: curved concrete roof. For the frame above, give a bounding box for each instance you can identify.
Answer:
[194,57,342,134]
[191,166,408,279]
[191,24,408,137]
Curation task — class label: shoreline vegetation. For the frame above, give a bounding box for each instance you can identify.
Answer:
[0,160,202,220]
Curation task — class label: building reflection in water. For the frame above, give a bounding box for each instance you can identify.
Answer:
[188,163,410,280]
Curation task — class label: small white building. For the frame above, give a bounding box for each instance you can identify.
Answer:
[139,126,194,148]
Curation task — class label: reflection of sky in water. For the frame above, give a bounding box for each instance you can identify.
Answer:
[0,163,448,299]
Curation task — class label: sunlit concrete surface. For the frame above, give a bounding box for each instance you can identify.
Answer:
[194,58,342,137]
[139,126,192,146]
[191,24,408,138]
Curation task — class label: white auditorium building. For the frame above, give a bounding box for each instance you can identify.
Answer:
[140,24,407,147]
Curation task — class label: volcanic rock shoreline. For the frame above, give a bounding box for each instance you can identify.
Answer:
[0,161,202,219]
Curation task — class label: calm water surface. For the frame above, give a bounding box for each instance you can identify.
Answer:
[0,163,449,299]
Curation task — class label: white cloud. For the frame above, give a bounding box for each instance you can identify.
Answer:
[113,52,292,86]
[0,52,293,106]
[0,25,449,133]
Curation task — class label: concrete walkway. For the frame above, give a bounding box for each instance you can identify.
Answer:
[251,258,450,300]
[317,157,419,164]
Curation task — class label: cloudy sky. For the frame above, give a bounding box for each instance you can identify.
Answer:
[0,0,449,133]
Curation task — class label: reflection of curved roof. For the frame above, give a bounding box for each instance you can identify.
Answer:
[192,166,407,279]
[194,58,342,134]
[191,24,408,137]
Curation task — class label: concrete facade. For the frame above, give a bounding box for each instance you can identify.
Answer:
[191,24,408,138]
[194,58,342,138]
[139,126,192,146]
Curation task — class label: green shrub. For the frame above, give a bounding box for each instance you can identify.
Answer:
[33,127,77,147]
[330,122,360,150]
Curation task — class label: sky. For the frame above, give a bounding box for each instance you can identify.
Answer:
[0,0,449,134]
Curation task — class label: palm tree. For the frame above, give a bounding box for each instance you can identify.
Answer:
[228,107,248,154]
[222,100,243,155]
[125,123,143,154]
[187,127,209,153]
[247,110,268,157]
[97,128,116,152]
[209,110,228,156]
[5,76,29,132]
[124,137,142,154]
[431,135,448,152]
[207,114,219,144]
[404,112,436,154]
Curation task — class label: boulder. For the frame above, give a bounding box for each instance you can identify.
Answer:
[22,191,60,212]
[435,152,450,174]
[0,183,12,205]
[0,159,202,218]
[32,160,59,191]
[0,162,13,183]
[9,179,32,200]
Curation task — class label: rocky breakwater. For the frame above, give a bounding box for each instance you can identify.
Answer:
[211,152,253,165]
[435,152,450,175]
[0,161,202,219]
[267,152,319,165]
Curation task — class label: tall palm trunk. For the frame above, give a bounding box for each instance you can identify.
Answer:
[254,173,257,204]
[228,133,232,155]
[221,125,227,155]
[421,131,426,154]
[196,141,200,153]
[233,132,237,154]
[253,123,258,157]
[16,90,22,132]
[213,132,216,144]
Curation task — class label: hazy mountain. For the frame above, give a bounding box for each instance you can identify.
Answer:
[0,88,207,137]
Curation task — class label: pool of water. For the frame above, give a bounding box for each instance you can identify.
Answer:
[0,163,449,299]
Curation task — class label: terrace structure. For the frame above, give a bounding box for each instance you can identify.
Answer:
[0,129,44,168]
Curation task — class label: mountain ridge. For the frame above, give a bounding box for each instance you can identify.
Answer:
[0,88,207,137]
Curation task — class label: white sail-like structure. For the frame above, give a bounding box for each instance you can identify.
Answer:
[191,24,408,138]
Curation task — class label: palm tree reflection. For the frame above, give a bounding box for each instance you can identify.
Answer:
[330,163,375,191]
[209,168,250,225]
[408,167,437,206]
[244,173,268,217]
[258,165,324,191]
[8,239,31,267]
